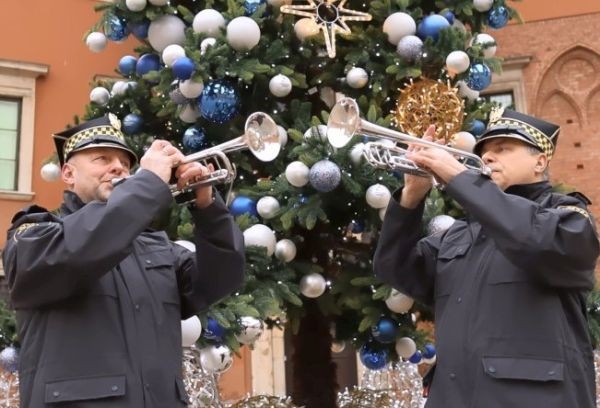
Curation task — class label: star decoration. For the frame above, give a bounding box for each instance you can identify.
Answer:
[281,0,372,58]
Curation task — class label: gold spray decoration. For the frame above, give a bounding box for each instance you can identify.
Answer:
[392,77,465,144]
[280,0,372,58]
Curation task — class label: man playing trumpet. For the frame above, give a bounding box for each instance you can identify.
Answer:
[3,114,245,407]
[374,109,599,407]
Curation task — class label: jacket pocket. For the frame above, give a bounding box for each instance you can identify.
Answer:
[435,243,470,297]
[482,356,564,382]
[44,374,126,403]
[142,249,180,305]
[175,377,190,404]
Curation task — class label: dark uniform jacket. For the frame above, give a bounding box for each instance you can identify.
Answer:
[2,170,245,407]
[374,171,600,408]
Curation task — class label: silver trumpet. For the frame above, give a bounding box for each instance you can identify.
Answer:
[327,97,491,178]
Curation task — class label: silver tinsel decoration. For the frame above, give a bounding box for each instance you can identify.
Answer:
[0,370,18,408]
[226,395,299,407]
[426,215,455,236]
[183,346,223,407]
[396,35,423,63]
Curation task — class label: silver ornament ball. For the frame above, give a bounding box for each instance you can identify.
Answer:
[256,196,281,219]
[40,162,61,182]
[275,239,297,263]
[300,273,327,298]
[308,160,341,193]
[235,316,264,345]
[199,345,233,374]
[396,35,423,62]
[427,215,456,235]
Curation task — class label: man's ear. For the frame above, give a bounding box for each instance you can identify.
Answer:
[61,162,75,186]
[534,154,548,174]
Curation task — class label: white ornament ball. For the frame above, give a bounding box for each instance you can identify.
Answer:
[269,74,292,98]
[148,15,186,52]
[267,0,292,6]
[199,345,233,374]
[423,355,437,365]
[256,196,281,219]
[40,162,61,182]
[446,51,471,75]
[379,207,387,222]
[111,81,129,97]
[346,67,369,89]
[86,32,107,53]
[385,289,414,314]
[473,0,494,12]
[303,125,328,142]
[181,316,202,347]
[277,125,288,148]
[178,104,200,123]
[349,143,365,165]
[179,79,204,98]
[227,17,261,52]
[235,316,264,345]
[174,240,196,252]
[275,239,297,263]
[243,224,276,256]
[294,18,320,41]
[427,214,456,235]
[193,9,226,36]
[300,273,327,298]
[148,0,169,5]
[285,161,310,187]
[457,80,480,102]
[200,38,217,55]
[162,44,186,67]
[395,337,417,359]
[472,33,497,58]
[126,0,147,12]
[90,87,110,105]
[396,35,423,62]
[452,131,476,153]
[366,184,391,209]
[383,12,417,45]
[331,341,346,353]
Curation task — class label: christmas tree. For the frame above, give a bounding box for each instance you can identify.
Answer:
[74,0,520,405]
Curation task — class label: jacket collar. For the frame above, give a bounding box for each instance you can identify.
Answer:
[504,181,552,201]
[59,190,87,216]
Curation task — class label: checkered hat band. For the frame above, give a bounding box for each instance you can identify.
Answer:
[491,119,554,159]
[63,126,125,158]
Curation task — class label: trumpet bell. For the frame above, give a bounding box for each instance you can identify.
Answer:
[244,112,281,162]
[327,98,361,148]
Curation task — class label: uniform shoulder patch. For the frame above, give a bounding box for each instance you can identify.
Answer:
[13,222,39,241]
[557,205,590,219]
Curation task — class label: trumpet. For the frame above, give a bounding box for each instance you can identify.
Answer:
[327,98,492,178]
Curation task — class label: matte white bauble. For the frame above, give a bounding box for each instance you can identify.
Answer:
[86,32,107,53]
[385,289,414,314]
[235,316,264,345]
[174,240,196,252]
[294,18,320,41]
[452,131,476,153]
[243,224,277,256]
[473,0,494,12]
[379,207,387,221]
[199,345,233,374]
[299,273,327,298]
[285,161,310,187]
[147,15,186,52]
[277,125,288,148]
[111,81,129,96]
[457,80,479,102]
[383,12,416,45]
[269,74,292,97]
[193,9,226,36]
[365,184,391,209]
[148,0,169,4]
[275,239,297,263]
[181,316,202,347]
[179,79,204,98]
[178,104,200,123]
[40,162,61,182]
[162,44,186,67]
[423,355,437,365]
[90,87,110,105]
[395,337,417,359]
[472,33,497,58]
[126,0,147,11]
[346,67,369,89]
[446,51,470,75]
[200,38,217,55]
[256,196,281,219]
[227,17,261,51]
[349,143,365,165]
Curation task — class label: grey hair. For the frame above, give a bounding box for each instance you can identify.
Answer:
[526,145,549,180]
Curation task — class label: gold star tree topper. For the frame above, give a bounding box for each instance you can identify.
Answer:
[281,0,372,58]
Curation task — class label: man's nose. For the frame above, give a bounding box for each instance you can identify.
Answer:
[481,151,494,165]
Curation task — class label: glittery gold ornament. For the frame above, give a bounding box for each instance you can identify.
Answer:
[392,78,464,144]
[227,395,299,407]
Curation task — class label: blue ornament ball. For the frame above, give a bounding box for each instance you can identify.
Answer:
[409,350,423,364]
[371,317,398,344]
[203,317,225,341]
[308,160,341,193]
[466,63,492,91]
[417,14,450,42]
[119,55,138,76]
[104,14,129,42]
[442,10,455,25]
[136,53,161,76]
[183,127,207,152]
[350,220,364,233]
[470,119,486,136]
[172,57,196,80]
[129,19,150,40]
[423,343,436,359]
[0,346,19,373]
[230,196,258,217]
[199,80,240,124]
[487,6,509,29]
[122,114,144,134]
[359,344,389,370]
[244,0,266,16]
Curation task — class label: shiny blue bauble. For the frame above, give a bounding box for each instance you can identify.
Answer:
[183,127,207,152]
[199,80,240,124]
[230,196,258,217]
[423,343,436,359]
[359,344,389,370]
[371,317,398,344]
[172,57,196,80]
[122,114,144,134]
[350,220,364,233]
[136,54,161,76]
[409,350,423,364]
[0,346,19,373]
[308,160,341,193]
[203,317,225,341]
[244,0,266,16]
[119,56,138,76]
[470,119,486,136]
[417,14,450,42]
[466,63,492,91]
[129,19,150,40]
[104,14,129,42]
[487,6,509,29]
[442,10,454,25]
